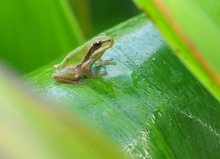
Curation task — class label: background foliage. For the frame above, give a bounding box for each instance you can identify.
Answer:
[0,0,139,73]
[0,0,220,159]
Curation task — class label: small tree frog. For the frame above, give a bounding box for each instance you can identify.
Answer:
[52,33,114,83]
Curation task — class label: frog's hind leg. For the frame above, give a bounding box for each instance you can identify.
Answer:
[53,64,60,69]
[52,71,80,84]
[81,61,94,78]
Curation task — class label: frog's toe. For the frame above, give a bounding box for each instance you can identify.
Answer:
[95,58,116,67]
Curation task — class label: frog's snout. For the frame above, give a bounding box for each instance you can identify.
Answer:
[106,38,114,46]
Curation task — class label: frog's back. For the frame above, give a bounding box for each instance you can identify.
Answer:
[56,44,89,70]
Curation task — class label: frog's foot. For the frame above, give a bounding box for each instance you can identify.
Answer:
[53,77,88,85]
[92,71,108,78]
[70,80,89,85]
[95,58,117,68]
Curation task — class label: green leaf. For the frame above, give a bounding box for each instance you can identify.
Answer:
[0,0,84,73]
[27,14,220,159]
[133,0,220,101]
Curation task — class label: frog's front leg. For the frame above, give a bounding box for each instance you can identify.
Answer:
[95,58,116,68]
[52,69,80,83]
[81,61,96,78]
[82,60,108,78]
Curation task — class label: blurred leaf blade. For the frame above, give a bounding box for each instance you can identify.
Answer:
[68,0,92,38]
[133,0,220,101]
[27,14,220,159]
[0,0,84,73]
[0,66,126,159]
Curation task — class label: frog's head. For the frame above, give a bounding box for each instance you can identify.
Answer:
[86,33,114,61]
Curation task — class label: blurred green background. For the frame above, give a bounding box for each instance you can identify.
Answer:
[69,0,139,37]
[0,0,139,73]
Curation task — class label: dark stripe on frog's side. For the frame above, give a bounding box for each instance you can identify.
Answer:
[82,46,96,63]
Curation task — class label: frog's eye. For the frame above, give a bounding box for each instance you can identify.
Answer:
[93,41,102,49]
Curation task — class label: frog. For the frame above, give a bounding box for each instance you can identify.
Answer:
[52,33,114,83]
